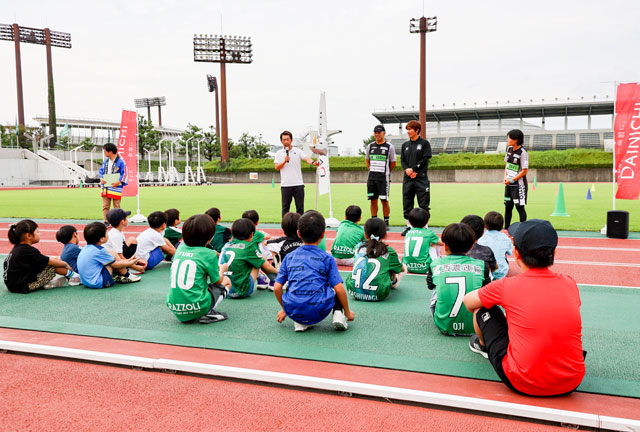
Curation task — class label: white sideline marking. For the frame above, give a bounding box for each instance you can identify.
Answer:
[0,340,638,430]
[506,258,640,268]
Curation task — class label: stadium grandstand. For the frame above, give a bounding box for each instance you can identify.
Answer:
[372,99,614,154]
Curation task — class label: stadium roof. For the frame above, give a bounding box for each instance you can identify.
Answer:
[372,100,614,124]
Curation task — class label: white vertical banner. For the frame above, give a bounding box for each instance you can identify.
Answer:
[313,92,331,196]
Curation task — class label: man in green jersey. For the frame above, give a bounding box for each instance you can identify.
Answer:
[402,208,442,274]
[219,218,278,298]
[427,223,491,335]
[331,205,365,266]
[166,214,231,324]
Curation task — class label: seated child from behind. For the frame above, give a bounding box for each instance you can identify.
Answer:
[104,209,147,273]
[346,217,406,302]
[477,211,513,280]
[266,212,303,267]
[402,208,443,274]
[166,214,231,324]
[205,207,231,253]
[219,218,278,298]
[136,211,176,270]
[273,210,355,332]
[427,223,491,335]
[461,214,498,276]
[77,222,141,288]
[164,208,182,247]
[56,225,81,273]
[331,205,365,266]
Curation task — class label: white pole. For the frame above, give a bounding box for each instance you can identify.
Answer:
[90,150,94,176]
[612,81,618,211]
[197,141,202,183]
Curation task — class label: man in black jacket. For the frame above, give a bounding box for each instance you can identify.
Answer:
[400,120,432,236]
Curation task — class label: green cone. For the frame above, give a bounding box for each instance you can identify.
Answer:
[551,182,570,216]
[271,176,275,188]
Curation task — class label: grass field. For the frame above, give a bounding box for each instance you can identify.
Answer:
[0,182,638,231]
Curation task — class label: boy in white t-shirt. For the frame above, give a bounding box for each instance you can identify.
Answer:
[136,211,176,270]
[104,209,147,273]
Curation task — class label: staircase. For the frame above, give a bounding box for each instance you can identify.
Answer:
[37,149,91,185]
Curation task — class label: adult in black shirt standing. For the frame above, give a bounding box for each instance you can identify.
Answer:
[400,120,432,236]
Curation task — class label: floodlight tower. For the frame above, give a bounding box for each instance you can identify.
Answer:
[409,16,437,139]
[207,75,220,138]
[194,34,253,164]
[0,23,72,147]
[134,97,167,127]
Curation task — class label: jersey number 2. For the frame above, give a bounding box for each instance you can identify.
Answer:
[351,257,381,291]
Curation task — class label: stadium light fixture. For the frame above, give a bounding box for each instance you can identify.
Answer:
[409,16,437,139]
[193,34,253,164]
[207,75,220,138]
[1,23,71,147]
[134,96,167,127]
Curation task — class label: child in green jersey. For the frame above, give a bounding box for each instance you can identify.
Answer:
[163,208,182,247]
[332,205,366,266]
[402,208,443,274]
[242,209,274,289]
[166,214,231,324]
[220,218,278,298]
[204,207,232,254]
[346,218,406,301]
[427,223,491,335]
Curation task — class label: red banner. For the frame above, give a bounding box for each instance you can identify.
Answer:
[117,110,138,197]
[614,83,640,200]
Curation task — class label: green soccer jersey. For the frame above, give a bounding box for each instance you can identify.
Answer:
[402,227,440,274]
[346,242,403,301]
[165,244,219,322]
[430,254,485,335]
[164,226,182,243]
[331,220,365,259]
[219,238,265,297]
[211,224,230,253]
[252,230,265,245]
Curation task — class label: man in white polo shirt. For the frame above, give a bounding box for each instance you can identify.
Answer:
[274,130,319,217]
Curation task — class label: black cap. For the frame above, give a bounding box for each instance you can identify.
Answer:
[508,219,558,254]
[106,209,131,227]
[373,125,385,133]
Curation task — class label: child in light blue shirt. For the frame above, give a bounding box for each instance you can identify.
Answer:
[478,211,513,280]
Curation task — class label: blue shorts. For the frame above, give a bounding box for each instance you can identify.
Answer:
[146,247,164,270]
[100,266,115,288]
[228,277,254,299]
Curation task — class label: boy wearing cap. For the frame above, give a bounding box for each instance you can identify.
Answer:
[104,209,147,273]
[366,125,396,226]
[463,219,586,396]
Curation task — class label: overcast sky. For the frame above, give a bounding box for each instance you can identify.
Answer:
[2,0,639,153]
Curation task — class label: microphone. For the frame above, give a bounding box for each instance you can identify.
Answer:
[285,149,289,163]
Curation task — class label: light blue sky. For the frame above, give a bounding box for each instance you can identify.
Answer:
[1,0,639,152]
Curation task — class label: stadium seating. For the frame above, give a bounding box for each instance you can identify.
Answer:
[430,137,446,154]
[466,136,486,153]
[444,137,466,153]
[556,134,577,150]
[579,133,601,149]
[532,134,553,151]
[485,136,504,153]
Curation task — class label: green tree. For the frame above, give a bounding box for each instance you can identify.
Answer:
[177,124,204,160]
[138,115,161,160]
[80,137,94,151]
[58,136,71,149]
[360,135,375,155]
[235,132,271,159]
[0,125,12,148]
[201,126,220,161]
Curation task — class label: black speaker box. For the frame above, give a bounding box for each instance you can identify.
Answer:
[607,210,629,239]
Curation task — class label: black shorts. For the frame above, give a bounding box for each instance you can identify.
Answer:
[504,183,527,206]
[367,178,390,201]
[122,242,137,259]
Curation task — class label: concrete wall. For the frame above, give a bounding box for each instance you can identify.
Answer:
[0,159,72,187]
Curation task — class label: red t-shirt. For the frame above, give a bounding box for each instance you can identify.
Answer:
[478,268,585,396]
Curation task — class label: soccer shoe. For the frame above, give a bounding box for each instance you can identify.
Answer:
[116,272,141,284]
[43,276,67,289]
[469,335,488,359]
[400,227,411,237]
[256,274,269,290]
[67,272,82,286]
[294,321,311,332]
[332,310,348,331]
[198,309,228,324]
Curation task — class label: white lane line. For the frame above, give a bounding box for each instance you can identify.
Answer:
[0,340,637,430]
[506,258,640,268]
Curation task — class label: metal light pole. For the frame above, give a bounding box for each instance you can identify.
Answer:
[410,16,437,139]
[194,34,253,165]
[1,23,72,147]
[207,75,220,138]
[134,97,167,127]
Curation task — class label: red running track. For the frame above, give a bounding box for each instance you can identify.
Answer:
[2,222,639,287]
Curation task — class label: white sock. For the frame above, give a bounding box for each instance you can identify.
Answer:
[406,220,411,228]
[65,269,74,278]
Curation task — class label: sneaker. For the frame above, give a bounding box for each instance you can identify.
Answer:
[294,321,310,332]
[332,309,348,331]
[198,309,228,324]
[43,276,67,289]
[256,274,269,290]
[268,279,276,292]
[67,272,82,286]
[469,335,488,359]
[116,272,141,284]
[391,274,400,289]
[400,227,411,237]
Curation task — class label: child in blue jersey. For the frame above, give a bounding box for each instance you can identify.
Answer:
[273,210,355,332]
[478,211,513,280]
[56,225,82,275]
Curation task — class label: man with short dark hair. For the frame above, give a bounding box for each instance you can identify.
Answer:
[274,131,319,217]
[366,125,396,226]
[504,129,529,228]
[463,219,586,396]
[99,142,128,225]
[400,120,432,236]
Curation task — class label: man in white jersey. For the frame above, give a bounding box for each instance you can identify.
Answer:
[274,130,319,217]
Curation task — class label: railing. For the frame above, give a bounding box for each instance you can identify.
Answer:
[37,149,90,185]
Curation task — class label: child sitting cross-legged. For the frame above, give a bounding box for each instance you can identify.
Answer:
[241,209,274,289]
[163,208,182,248]
[56,224,82,274]
[77,222,141,288]
[136,211,176,270]
[346,217,406,301]
[273,210,355,332]
[204,207,231,253]
[104,209,147,273]
[427,223,491,336]
[4,220,80,293]
[166,214,231,324]
[331,205,365,266]
[266,212,303,268]
[219,218,278,298]
[477,211,513,280]
[461,214,498,277]
[402,208,443,274]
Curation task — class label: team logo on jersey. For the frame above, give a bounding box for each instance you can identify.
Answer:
[481,312,491,322]
[417,144,422,151]
[382,149,387,154]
